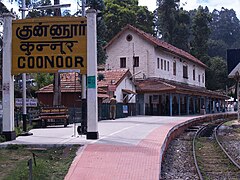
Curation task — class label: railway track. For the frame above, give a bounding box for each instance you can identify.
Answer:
[193,120,240,180]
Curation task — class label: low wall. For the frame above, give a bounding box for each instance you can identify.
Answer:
[159,113,237,179]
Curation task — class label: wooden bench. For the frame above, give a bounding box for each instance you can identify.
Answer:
[39,106,69,127]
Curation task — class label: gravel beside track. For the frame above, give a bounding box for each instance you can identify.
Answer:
[218,120,240,166]
[161,131,199,180]
[161,120,240,179]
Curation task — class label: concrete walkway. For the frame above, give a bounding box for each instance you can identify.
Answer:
[1,115,198,179]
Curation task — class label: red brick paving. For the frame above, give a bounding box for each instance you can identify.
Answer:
[65,121,181,180]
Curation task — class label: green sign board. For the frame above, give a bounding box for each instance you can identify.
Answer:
[87,76,96,88]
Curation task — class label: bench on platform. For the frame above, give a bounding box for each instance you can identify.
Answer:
[39,106,69,127]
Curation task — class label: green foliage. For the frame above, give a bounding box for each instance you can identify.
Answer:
[86,0,107,64]
[210,8,240,47]
[1,146,79,180]
[34,73,53,89]
[6,144,26,150]
[190,6,211,63]
[26,0,53,18]
[172,8,191,51]
[0,2,9,14]
[103,0,154,41]
[156,0,180,44]
[205,57,228,90]
[156,0,190,51]
[208,39,228,59]
[87,0,105,11]
[0,135,6,143]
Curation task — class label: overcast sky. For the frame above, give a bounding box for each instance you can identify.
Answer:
[139,0,240,19]
[1,0,240,19]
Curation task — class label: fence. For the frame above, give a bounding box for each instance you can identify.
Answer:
[100,103,136,120]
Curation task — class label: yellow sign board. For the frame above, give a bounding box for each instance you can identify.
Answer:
[12,17,87,74]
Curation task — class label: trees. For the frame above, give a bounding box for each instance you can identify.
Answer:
[103,0,154,41]
[87,0,107,64]
[27,0,53,17]
[172,8,190,51]
[0,2,9,14]
[210,8,240,47]
[156,0,179,43]
[190,6,211,63]
[156,0,190,51]
[208,8,240,59]
[205,57,228,90]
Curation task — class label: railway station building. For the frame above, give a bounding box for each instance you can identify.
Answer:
[104,24,228,116]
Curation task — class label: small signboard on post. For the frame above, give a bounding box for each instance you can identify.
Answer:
[15,98,38,107]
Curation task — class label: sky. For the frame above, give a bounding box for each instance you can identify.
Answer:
[1,0,240,19]
[139,0,240,19]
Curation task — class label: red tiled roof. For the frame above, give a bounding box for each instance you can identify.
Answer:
[104,24,207,68]
[36,73,109,98]
[136,78,228,99]
[36,79,81,93]
[98,69,131,88]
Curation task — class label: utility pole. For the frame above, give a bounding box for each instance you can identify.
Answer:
[82,0,86,16]
[53,0,61,106]
[80,0,87,135]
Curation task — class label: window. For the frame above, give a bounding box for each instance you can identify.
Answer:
[183,63,188,79]
[167,61,169,71]
[202,74,205,83]
[120,57,126,68]
[133,56,139,67]
[157,58,160,69]
[193,66,195,81]
[198,75,200,82]
[173,61,176,75]
[126,34,133,41]
[161,59,163,69]
[164,60,166,70]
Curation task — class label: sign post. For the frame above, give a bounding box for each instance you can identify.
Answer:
[86,9,98,139]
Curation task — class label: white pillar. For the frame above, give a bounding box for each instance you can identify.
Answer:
[2,13,16,140]
[86,9,98,139]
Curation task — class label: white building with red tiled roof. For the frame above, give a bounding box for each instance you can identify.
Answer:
[98,69,136,103]
[104,25,228,116]
[104,24,206,88]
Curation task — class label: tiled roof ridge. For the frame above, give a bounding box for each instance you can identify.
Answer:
[38,83,53,91]
[106,24,207,68]
[145,77,206,90]
[98,68,128,73]
[126,24,207,68]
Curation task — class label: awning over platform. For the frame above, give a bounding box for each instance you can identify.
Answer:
[135,78,228,99]
[122,89,137,95]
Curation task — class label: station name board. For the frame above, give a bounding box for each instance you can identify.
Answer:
[12,17,87,74]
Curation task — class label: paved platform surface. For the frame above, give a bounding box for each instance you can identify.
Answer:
[1,115,199,179]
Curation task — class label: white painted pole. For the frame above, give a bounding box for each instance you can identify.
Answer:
[2,13,16,140]
[86,9,98,139]
[22,0,27,132]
